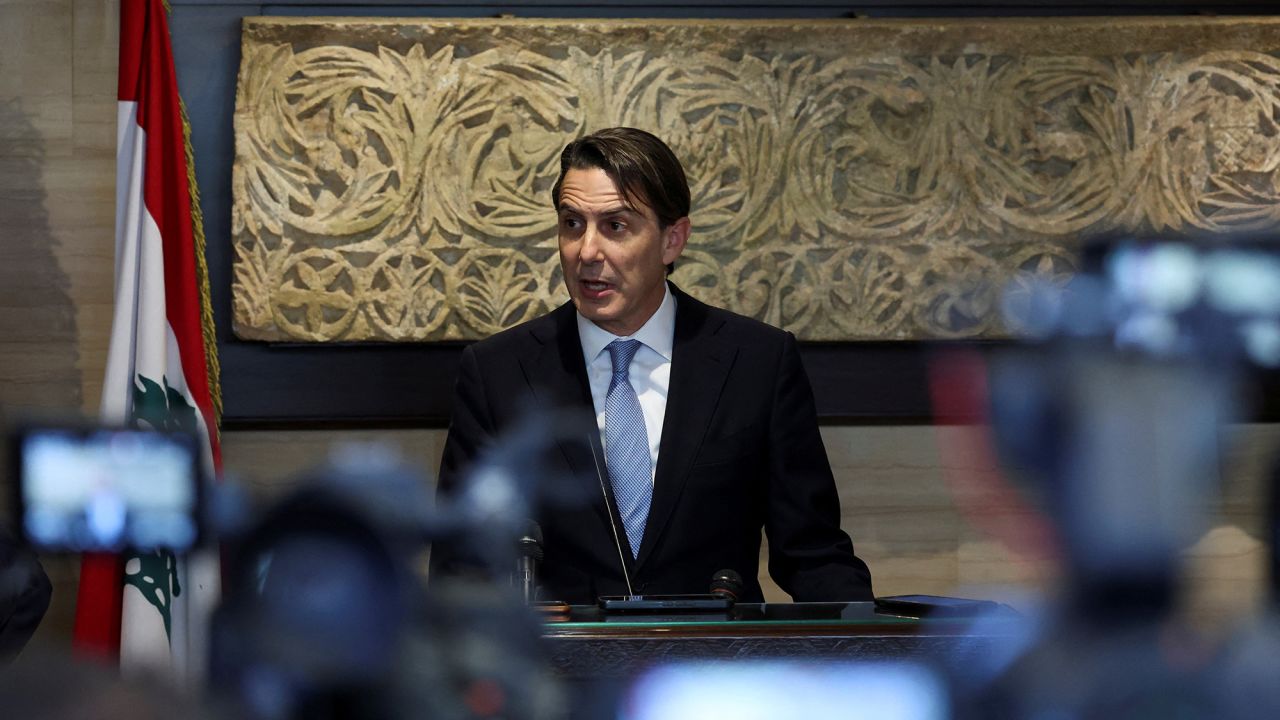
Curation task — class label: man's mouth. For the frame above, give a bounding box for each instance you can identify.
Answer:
[579,279,613,299]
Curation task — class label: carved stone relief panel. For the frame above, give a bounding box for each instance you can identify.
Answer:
[231,17,1280,341]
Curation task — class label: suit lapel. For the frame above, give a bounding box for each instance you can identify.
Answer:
[635,287,737,570]
[518,303,608,515]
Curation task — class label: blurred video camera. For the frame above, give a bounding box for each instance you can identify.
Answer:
[10,424,204,554]
[204,435,568,720]
[7,414,571,720]
[949,237,1280,720]
[991,239,1280,605]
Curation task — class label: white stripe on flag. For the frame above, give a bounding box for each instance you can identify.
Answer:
[108,97,220,689]
[103,100,145,422]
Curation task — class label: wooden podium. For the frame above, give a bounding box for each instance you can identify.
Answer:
[540,601,1019,680]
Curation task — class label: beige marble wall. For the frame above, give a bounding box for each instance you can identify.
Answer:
[827,423,1277,631]
[0,0,119,651]
[0,0,117,418]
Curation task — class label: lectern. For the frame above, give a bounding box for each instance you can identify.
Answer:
[541,601,1018,680]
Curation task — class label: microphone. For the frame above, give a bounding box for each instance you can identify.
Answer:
[598,570,741,612]
[516,522,543,604]
[710,569,744,601]
[586,431,635,595]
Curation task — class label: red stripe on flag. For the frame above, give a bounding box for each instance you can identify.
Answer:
[72,553,123,660]
[117,0,146,102]
[135,0,222,467]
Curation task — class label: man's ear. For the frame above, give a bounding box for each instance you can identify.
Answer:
[662,217,691,265]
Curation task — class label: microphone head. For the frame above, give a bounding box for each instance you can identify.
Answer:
[518,521,544,561]
[709,569,743,600]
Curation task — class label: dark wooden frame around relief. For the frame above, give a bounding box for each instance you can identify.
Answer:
[172,0,1280,427]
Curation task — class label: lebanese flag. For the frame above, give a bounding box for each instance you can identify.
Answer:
[72,0,222,687]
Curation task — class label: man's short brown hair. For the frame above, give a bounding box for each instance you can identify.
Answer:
[551,127,691,229]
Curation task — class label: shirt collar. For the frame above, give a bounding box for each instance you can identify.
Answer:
[577,283,677,363]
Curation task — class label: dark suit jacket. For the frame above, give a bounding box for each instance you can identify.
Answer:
[436,284,872,604]
[0,526,52,663]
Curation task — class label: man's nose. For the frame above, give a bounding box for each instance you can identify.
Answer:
[579,225,604,262]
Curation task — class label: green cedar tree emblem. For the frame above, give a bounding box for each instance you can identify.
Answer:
[132,374,200,434]
[122,374,198,639]
[124,551,182,638]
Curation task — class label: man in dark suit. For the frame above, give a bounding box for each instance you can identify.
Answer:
[437,128,872,604]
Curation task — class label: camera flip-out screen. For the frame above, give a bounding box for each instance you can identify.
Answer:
[13,426,201,553]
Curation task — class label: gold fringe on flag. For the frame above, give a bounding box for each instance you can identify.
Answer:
[179,94,223,429]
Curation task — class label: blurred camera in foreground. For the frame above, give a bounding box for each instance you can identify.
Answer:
[11,425,202,554]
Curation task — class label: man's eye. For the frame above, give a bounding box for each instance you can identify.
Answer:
[608,221,626,232]
[561,217,581,229]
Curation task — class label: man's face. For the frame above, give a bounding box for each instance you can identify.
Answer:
[557,167,689,336]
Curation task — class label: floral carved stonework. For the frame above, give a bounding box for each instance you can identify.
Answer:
[232,17,1280,341]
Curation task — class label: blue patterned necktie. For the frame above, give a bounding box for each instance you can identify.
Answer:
[605,339,652,559]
